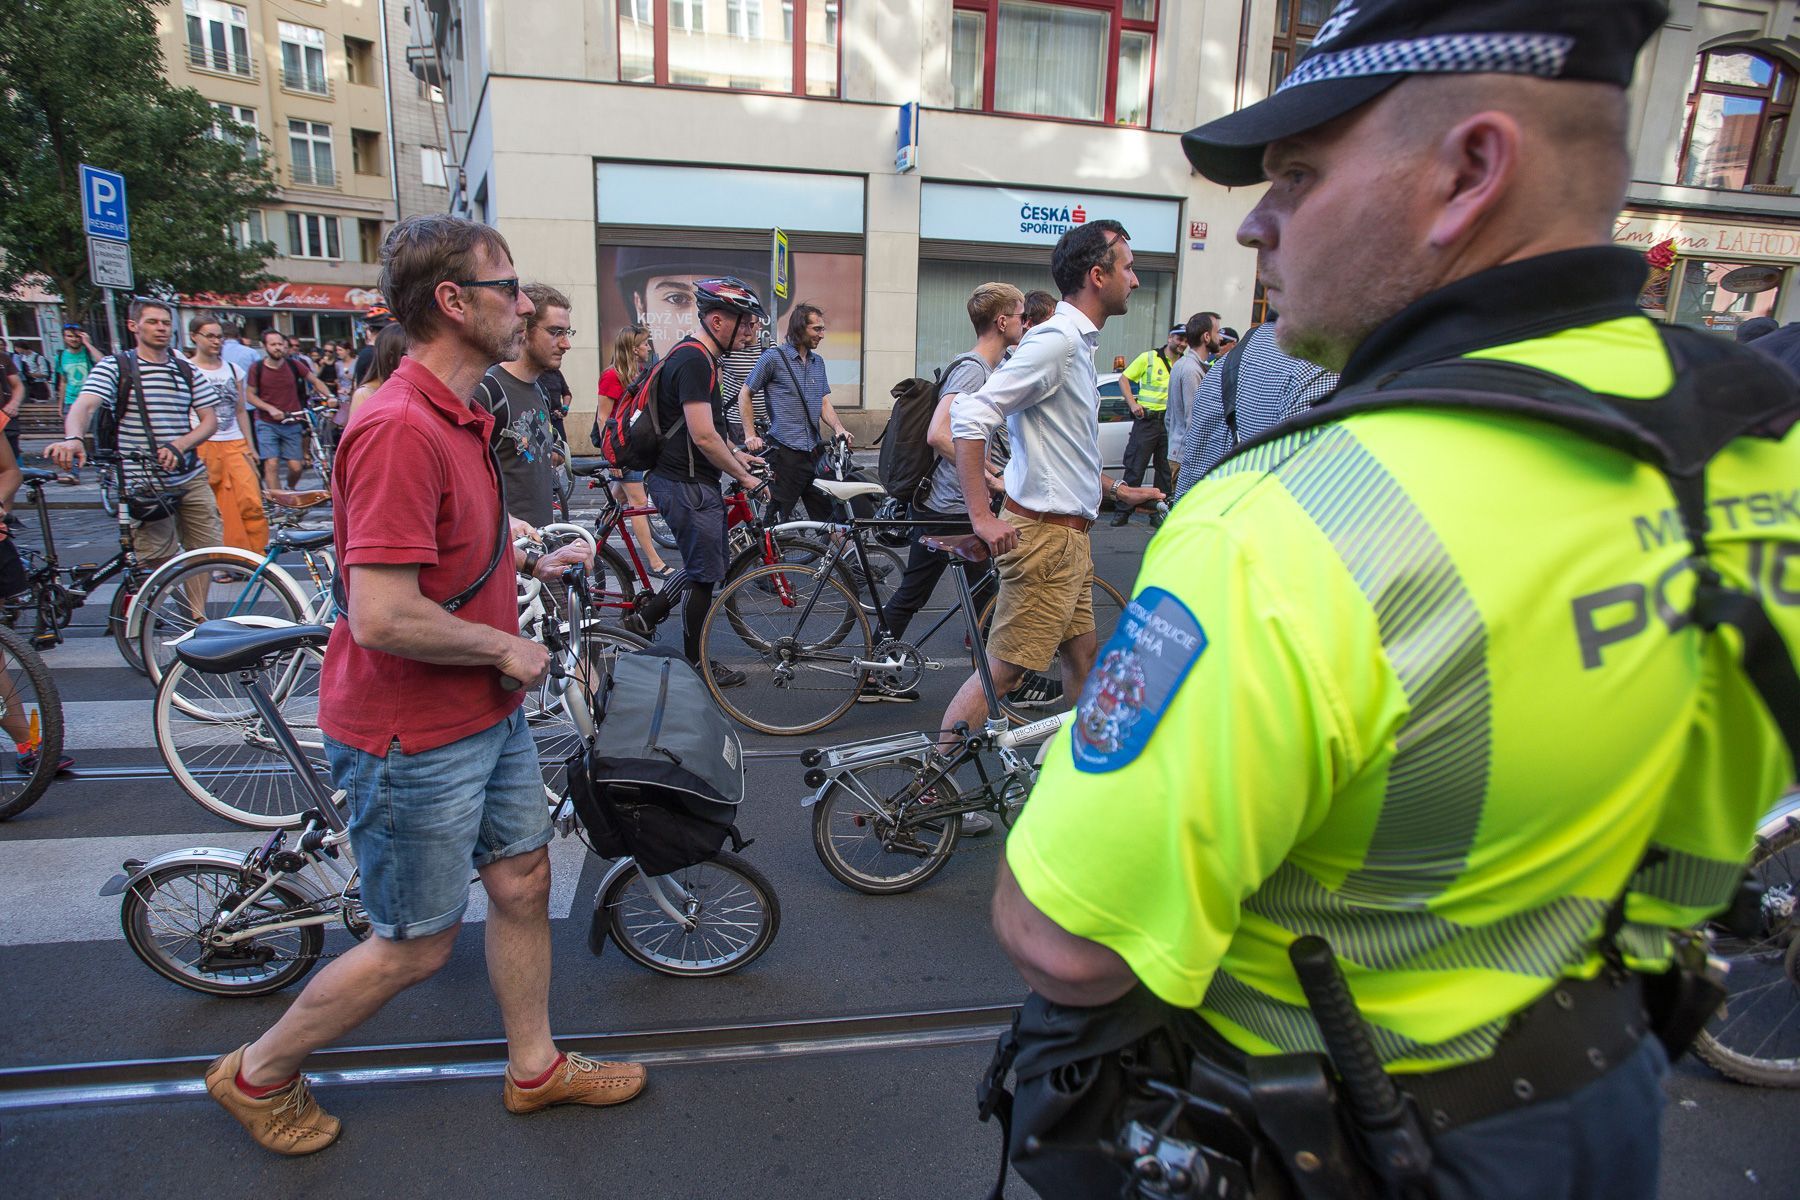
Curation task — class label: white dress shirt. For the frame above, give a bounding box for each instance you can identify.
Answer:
[949,301,1104,520]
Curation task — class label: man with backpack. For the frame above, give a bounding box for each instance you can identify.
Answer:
[989,4,1800,1197]
[1171,321,1338,499]
[247,329,331,491]
[1163,311,1222,495]
[46,298,224,568]
[638,277,768,682]
[477,282,572,526]
[873,282,1026,713]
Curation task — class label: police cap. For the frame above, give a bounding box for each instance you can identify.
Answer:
[1182,0,1668,187]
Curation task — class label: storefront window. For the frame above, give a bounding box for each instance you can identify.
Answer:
[1678,48,1795,189]
[915,258,1175,380]
[618,0,840,97]
[1669,258,1785,334]
[597,241,866,407]
[953,0,1155,127]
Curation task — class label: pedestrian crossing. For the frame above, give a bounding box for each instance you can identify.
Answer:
[0,624,596,950]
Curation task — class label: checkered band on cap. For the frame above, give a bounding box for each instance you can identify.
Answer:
[1278,32,1576,93]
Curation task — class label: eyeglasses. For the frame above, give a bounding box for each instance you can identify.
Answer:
[455,277,520,299]
[542,326,576,340]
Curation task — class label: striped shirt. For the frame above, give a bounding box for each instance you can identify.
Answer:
[1174,324,1339,499]
[719,328,775,435]
[80,353,218,487]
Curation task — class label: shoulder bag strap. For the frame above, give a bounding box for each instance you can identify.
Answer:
[776,347,823,451]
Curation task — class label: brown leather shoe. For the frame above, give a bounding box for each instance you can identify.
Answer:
[204,1045,342,1156]
[502,1052,647,1114]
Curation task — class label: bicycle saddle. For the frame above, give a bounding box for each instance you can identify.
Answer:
[568,457,610,477]
[274,528,334,551]
[267,489,331,509]
[920,533,991,563]
[177,619,330,673]
[20,468,58,485]
[813,479,885,501]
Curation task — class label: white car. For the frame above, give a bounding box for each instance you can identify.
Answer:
[1096,372,1133,473]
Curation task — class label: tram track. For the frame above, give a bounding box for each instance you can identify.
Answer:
[0,1003,1018,1112]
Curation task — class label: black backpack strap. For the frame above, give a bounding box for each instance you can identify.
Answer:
[1215,339,1247,448]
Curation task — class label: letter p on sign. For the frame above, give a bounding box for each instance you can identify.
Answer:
[79,164,130,242]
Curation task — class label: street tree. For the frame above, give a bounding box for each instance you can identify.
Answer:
[0,0,279,335]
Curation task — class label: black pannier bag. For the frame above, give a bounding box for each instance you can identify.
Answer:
[565,645,746,876]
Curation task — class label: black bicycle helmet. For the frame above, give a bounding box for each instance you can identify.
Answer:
[693,277,768,322]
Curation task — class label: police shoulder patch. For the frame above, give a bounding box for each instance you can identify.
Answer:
[1072,586,1207,774]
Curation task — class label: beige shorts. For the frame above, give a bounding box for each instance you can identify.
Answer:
[130,474,226,564]
[987,509,1095,672]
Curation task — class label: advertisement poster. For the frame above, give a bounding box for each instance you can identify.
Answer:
[596,243,864,406]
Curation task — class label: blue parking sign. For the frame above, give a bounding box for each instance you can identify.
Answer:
[80,164,130,242]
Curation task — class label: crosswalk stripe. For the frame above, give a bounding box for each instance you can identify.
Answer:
[0,831,593,947]
[37,639,142,671]
[63,700,157,750]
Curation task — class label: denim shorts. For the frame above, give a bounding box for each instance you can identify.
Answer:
[645,472,728,583]
[325,708,552,940]
[254,418,305,462]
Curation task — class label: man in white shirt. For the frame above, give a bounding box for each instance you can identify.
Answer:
[941,220,1163,754]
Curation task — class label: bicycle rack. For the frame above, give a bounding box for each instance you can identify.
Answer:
[798,730,938,800]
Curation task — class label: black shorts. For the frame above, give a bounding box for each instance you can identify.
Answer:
[645,473,728,584]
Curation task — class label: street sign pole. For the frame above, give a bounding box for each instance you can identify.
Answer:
[103,290,121,352]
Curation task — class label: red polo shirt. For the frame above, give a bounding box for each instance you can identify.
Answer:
[319,355,522,756]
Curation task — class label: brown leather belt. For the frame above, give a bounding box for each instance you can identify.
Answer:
[1003,497,1093,533]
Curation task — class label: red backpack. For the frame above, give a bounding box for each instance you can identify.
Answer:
[598,339,717,473]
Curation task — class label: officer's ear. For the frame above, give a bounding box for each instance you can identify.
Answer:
[1425,109,1522,251]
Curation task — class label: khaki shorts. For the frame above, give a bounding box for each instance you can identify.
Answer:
[131,474,226,564]
[987,508,1095,672]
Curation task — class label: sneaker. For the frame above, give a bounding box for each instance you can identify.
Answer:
[857,680,920,704]
[960,812,994,836]
[204,1045,341,1156]
[1109,510,1132,527]
[1005,673,1065,710]
[502,1052,647,1114]
[16,746,74,776]
[706,660,747,689]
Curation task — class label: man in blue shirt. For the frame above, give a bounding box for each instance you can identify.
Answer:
[741,303,851,524]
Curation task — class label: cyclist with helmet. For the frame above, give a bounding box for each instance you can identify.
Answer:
[644,276,768,685]
[351,303,395,390]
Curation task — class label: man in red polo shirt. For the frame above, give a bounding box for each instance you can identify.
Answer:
[202,215,642,1156]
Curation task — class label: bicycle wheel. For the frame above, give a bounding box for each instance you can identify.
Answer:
[121,861,324,996]
[154,657,327,829]
[811,758,962,894]
[601,851,780,976]
[700,563,871,736]
[108,569,148,675]
[1694,816,1800,1087]
[978,575,1129,724]
[137,555,310,688]
[590,542,637,614]
[0,625,63,821]
[525,623,647,797]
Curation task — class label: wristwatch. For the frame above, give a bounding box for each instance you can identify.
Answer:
[1109,479,1124,501]
[520,547,543,578]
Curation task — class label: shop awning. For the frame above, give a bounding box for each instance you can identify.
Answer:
[185,283,384,313]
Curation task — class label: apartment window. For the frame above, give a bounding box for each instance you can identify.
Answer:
[351,129,384,176]
[288,119,336,187]
[1679,48,1796,190]
[1270,0,1331,89]
[280,22,330,95]
[208,102,259,158]
[344,36,376,86]
[728,0,762,39]
[952,0,1153,127]
[421,146,449,189]
[286,212,342,259]
[184,0,253,77]
[359,219,384,264]
[226,210,266,250]
[619,0,841,98]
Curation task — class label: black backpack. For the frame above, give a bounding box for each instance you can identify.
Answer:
[89,351,200,455]
[877,352,984,505]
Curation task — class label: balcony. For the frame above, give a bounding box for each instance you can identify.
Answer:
[281,66,333,97]
[288,162,338,190]
[185,41,257,80]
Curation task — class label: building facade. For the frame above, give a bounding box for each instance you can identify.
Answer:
[405,1,1800,445]
[387,1,456,220]
[162,0,400,343]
